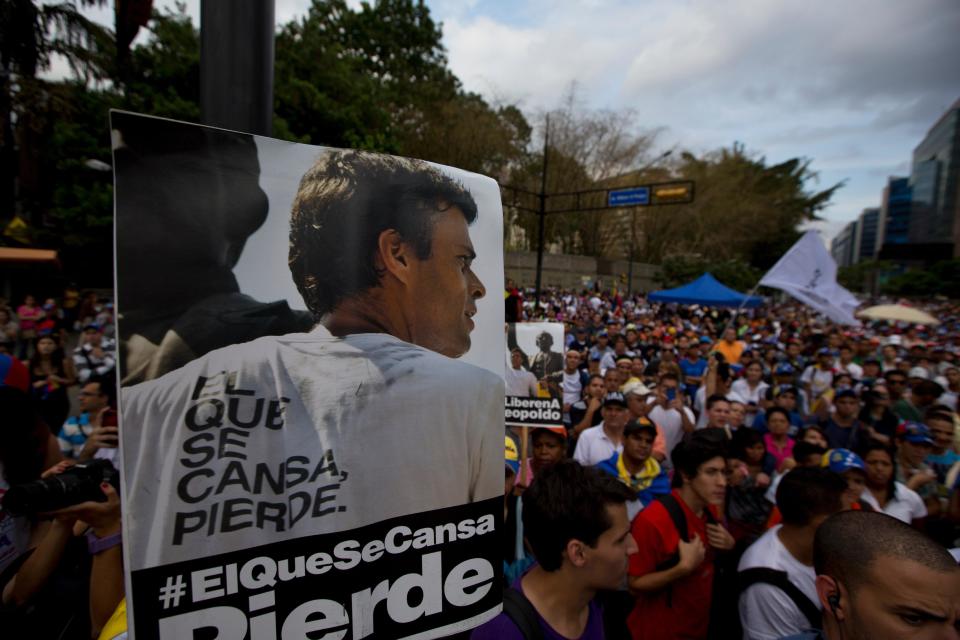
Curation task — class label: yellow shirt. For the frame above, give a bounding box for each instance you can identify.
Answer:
[97,598,127,640]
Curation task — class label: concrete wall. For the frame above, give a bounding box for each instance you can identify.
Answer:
[505,251,660,293]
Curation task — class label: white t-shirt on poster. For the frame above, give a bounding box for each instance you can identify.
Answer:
[121,325,503,568]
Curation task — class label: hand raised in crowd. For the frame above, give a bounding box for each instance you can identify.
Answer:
[705,523,735,551]
[586,394,602,414]
[669,394,685,412]
[79,423,119,461]
[755,472,771,489]
[906,468,937,492]
[677,534,707,575]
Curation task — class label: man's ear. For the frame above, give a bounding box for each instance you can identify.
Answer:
[376,229,413,285]
[565,539,588,569]
[815,575,845,621]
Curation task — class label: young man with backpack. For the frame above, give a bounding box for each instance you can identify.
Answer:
[471,460,636,640]
[626,430,736,640]
[738,467,847,640]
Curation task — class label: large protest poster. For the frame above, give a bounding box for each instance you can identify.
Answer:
[112,111,505,639]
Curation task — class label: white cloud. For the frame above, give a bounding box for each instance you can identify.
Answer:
[439,0,960,240]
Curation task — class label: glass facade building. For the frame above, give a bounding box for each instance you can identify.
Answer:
[908,101,960,251]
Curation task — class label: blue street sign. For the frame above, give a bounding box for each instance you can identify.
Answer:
[607,187,650,207]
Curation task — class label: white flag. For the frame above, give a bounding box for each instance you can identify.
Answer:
[759,230,860,325]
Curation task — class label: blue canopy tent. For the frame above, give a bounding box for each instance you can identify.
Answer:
[647,273,763,308]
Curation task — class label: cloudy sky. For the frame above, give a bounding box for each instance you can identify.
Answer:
[79,0,960,240]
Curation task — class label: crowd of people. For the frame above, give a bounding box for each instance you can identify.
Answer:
[0,291,123,639]
[489,283,960,639]
[2,281,959,640]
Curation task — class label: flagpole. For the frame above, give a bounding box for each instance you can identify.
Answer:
[718,281,762,342]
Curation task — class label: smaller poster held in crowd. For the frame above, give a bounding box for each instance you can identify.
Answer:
[504,322,565,486]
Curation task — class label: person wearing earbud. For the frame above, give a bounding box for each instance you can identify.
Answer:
[782,510,960,640]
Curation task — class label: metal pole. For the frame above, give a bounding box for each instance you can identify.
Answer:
[626,150,671,295]
[534,116,549,309]
[627,209,637,294]
[200,0,275,136]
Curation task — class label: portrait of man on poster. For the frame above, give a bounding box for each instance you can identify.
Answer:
[118,134,503,567]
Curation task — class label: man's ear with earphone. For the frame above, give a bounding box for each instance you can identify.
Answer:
[816,574,846,621]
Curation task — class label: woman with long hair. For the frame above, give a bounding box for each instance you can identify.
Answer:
[860,441,926,528]
[28,334,76,433]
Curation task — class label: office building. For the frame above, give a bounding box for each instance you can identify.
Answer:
[908,99,960,254]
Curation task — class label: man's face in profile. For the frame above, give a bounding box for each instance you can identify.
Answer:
[843,557,960,640]
[406,207,486,358]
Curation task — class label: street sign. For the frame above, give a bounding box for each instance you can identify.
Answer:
[651,181,694,205]
[607,186,650,207]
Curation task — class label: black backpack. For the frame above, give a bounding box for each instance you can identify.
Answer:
[738,567,822,630]
[502,587,545,640]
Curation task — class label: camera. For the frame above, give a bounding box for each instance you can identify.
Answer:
[2,459,119,517]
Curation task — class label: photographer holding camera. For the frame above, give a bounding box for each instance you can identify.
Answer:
[2,457,124,639]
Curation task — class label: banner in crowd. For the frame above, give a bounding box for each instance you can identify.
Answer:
[111,111,505,639]
[759,230,860,325]
[505,322,565,391]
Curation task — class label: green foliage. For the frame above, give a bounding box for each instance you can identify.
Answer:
[881,260,960,299]
[638,144,842,268]
[274,0,456,151]
[121,3,200,122]
[837,259,892,293]
[658,255,761,293]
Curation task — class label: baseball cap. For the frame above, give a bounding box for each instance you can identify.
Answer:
[603,392,628,408]
[699,336,712,344]
[505,436,520,475]
[0,354,29,393]
[624,417,658,437]
[623,380,652,397]
[823,449,866,474]
[908,366,929,380]
[775,384,798,397]
[597,330,609,338]
[834,389,858,401]
[533,426,568,441]
[817,347,832,356]
[899,422,935,446]
[775,363,795,375]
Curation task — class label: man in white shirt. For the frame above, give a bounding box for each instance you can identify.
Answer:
[573,392,630,466]
[560,350,585,408]
[801,349,835,401]
[647,373,696,456]
[506,347,539,397]
[835,344,863,381]
[739,467,847,640]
